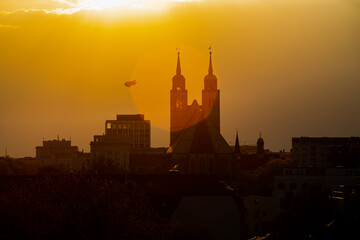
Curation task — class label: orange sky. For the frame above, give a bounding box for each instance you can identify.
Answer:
[1,0,360,157]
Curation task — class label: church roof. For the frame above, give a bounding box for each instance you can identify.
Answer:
[167,115,233,155]
[190,99,199,107]
[189,115,214,153]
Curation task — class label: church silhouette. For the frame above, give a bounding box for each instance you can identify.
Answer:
[167,50,236,176]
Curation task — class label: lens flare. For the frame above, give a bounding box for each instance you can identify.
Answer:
[129,45,218,131]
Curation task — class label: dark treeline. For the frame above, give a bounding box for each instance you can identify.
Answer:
[235,158,295,196]
[1,157,359,240]
[0,174,214,240]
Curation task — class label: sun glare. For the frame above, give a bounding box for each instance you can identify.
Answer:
[53,0,200,14]
[0,0,201,15]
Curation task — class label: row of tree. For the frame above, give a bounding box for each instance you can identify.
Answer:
[0,174,218,239]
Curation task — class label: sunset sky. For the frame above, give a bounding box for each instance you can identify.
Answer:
[1,0,360,157]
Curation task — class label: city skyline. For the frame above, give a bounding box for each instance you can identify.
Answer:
[1,0,360,157]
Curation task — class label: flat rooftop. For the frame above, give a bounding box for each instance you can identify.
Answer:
[116,114,145,121]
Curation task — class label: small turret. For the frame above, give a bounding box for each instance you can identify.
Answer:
[257,132,264,154]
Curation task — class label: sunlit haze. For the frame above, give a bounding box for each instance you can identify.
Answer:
[1,0,360,156]
[0,0,201,15]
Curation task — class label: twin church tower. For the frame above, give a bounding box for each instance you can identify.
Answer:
[170,50,220,144]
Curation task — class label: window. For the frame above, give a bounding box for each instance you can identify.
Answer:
[176,99,183,109]
[106,123,111,129]
[290,183,297,190]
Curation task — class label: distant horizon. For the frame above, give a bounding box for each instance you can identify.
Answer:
[4,132,360,158]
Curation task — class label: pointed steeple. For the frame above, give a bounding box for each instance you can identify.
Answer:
[204,46,217,90]
[208,50,213,75]
[176,51,181,75]
[235,130,240,154]
[172,50,185,90]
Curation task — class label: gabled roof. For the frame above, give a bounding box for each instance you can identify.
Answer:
[167,115,233,155]
[190,116,214,153]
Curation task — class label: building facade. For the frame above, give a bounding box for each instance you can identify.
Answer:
[243,195,275,237]
[90,114,150,171]
[90,136,131,170]
[273,167,360,216]
[292,137,360,167]
[36,138,85,172]
[105,114,150,149]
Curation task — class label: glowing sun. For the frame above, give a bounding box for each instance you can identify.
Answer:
[55,0,199,13]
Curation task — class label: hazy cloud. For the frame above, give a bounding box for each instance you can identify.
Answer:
[0,8,80,15]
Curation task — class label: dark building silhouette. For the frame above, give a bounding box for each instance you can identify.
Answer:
[235,133,288,174]
[243,195,275,237]
[129,147,169,174]
[257,133,265,155]
[168,50,235,176]
[273,166,360,217]
[109,174,244,240]
[36,138,86,172]
[170,51,220,144]
[292,137,360,167]
[105,114,150,149]
[90,114,150,171]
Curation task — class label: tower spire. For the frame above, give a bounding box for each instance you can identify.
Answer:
[176,51,181,75]
[208,46,213,75]
[235,130,240,154]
